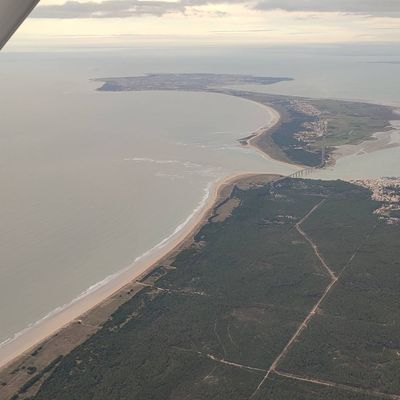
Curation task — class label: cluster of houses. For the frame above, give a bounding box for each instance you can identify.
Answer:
[295,120,328,143]
[289,100,328,144]
[353,178,400,224]
[289,100,321,117]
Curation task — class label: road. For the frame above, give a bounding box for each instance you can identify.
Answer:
[250,199,338,398]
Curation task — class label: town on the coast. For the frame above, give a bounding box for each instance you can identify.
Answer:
[354,177,400,224]
[289,100,328,144]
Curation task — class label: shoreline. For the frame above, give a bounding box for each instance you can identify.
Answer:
[237,99,305,168]
[0,103,285,375]
[2,90,398,397]
[235,93,400,169]
[0,171,267,370]
[5,92,396,374]
[331,119,400,162]
[0,173,284,400]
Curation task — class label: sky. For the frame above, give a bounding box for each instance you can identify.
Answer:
[8,0,400,49]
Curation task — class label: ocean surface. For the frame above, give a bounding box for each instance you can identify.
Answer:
[0,45,400,351]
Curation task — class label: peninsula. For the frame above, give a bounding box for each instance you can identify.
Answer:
[96,73,400,168]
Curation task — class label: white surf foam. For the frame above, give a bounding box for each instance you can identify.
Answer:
[123,157,181,164]
[0,179,215,353]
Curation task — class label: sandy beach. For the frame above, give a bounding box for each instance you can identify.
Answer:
[239,101,304,168]
[2,95,398,399]
[0,173,256,369]
[247,104,281,157]
[0,174,283,400]
[0,104,284,376]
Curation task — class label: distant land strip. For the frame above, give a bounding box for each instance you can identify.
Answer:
[96,73,400,168]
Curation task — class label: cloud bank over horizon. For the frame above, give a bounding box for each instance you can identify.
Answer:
[33,0,184,18]
[7,0,400,48]
[254,0,400,17]
[32,0,400,18]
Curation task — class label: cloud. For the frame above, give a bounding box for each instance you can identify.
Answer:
[180,0,244,5]
[32,0,185,18]
[210,29,275,32]
[253,0,400,17]
[32,0,400,18]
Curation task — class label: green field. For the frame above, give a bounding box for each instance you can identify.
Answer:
[231,90,399,167]
[310,99,397,148]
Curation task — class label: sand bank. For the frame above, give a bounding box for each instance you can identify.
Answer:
[332,120,400,161]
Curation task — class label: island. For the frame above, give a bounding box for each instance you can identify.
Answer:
[96,73,400,168]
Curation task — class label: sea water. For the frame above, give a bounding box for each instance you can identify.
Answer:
[0,51,294,347]
[0,45,399,351]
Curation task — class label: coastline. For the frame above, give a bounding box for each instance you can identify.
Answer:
[6,92,397,375]
[238,100,305,168]
[2,89,398,397]
[236,94,400,169]
[0,105,286,382]
[0,172,267,370]
[0,173,283,400]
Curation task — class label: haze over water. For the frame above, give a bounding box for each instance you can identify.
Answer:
[0,45,399,349]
